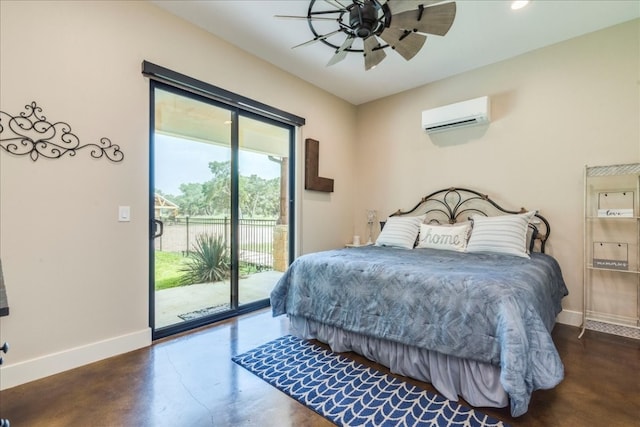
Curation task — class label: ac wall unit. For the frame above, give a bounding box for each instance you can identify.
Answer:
[422,96,491,134]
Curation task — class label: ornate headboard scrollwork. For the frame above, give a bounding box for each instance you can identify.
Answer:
[388,187,551,253]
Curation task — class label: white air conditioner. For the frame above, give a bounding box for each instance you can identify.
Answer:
[422,96,491,134]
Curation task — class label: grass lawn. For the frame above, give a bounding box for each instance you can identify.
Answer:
[155,249,270,290]
[154,251,188,290]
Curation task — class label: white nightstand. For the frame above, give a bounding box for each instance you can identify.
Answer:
[345,243,373,248]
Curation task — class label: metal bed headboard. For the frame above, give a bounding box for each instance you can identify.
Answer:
[388,187,551,253]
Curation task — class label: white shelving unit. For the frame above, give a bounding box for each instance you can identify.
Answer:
[580,163,640,339]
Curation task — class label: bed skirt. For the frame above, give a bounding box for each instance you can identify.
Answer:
[289,315,509,410]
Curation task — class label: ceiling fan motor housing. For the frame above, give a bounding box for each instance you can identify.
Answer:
[349,0,382,39]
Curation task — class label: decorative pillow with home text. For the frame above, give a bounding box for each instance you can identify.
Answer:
[416,223,471,252]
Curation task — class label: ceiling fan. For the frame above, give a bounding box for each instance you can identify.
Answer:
[276,0,457,71]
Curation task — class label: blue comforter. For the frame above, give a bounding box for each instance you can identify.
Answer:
[270,246,568,417]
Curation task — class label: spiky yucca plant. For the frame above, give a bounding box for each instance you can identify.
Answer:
[179,233,230,285]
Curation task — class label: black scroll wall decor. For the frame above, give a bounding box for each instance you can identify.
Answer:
[0,101,124,162]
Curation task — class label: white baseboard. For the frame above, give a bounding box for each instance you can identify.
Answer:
[0,328,151,390]
[556,309,582,327]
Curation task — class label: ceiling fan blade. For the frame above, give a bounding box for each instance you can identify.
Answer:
[378,27,427,61]
[389,2,456,36]
[327,35,355,66]
[292,29,343,48]
[274,15,340,21]
[363,36,386,70]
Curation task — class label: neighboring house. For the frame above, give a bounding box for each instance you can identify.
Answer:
[0,0,638,390]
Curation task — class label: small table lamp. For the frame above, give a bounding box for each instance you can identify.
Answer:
[366,209,377,244]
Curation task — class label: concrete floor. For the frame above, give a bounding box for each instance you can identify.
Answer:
[155,270,283,328]
[4,312,639,427]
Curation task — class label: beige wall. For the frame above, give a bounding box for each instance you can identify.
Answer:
[354,19,640,323]
[1,0,638,390]
[0,0,356,389]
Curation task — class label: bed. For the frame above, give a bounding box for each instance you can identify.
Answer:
[270,187,568,417]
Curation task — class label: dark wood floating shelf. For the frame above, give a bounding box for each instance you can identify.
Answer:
[304,138,334,193]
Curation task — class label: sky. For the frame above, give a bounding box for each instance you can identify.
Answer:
[154,134,281,195]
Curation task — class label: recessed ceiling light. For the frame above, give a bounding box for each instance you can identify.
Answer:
[511,1,530,10]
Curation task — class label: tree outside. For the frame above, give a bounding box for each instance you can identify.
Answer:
[158,160,281,219]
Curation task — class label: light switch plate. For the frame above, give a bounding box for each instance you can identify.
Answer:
[118,206,131,222]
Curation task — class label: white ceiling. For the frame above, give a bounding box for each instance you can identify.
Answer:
[151,0,640,105]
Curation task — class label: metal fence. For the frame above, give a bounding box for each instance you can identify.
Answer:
[154,217,276,268]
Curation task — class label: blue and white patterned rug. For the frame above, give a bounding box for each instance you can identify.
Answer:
[232,335,509,427]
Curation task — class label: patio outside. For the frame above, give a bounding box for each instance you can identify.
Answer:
[154,216,286,328]
[155,270,282,328]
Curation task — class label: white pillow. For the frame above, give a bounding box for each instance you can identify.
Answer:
[375,216,424,249]
[416,223,471,252]
[466,211,537,258]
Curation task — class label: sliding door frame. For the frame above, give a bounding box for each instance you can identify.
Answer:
[146,63,302,339]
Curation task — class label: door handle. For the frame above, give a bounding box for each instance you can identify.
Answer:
[153,219,164,238]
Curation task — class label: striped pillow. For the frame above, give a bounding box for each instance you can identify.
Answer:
[466,211,536,258]
[375,216,424,249]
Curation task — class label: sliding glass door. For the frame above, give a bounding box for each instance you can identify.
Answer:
[237,115,292,306]
[150,83,294,338]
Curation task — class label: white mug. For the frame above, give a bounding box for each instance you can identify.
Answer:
[353,235,361,245]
